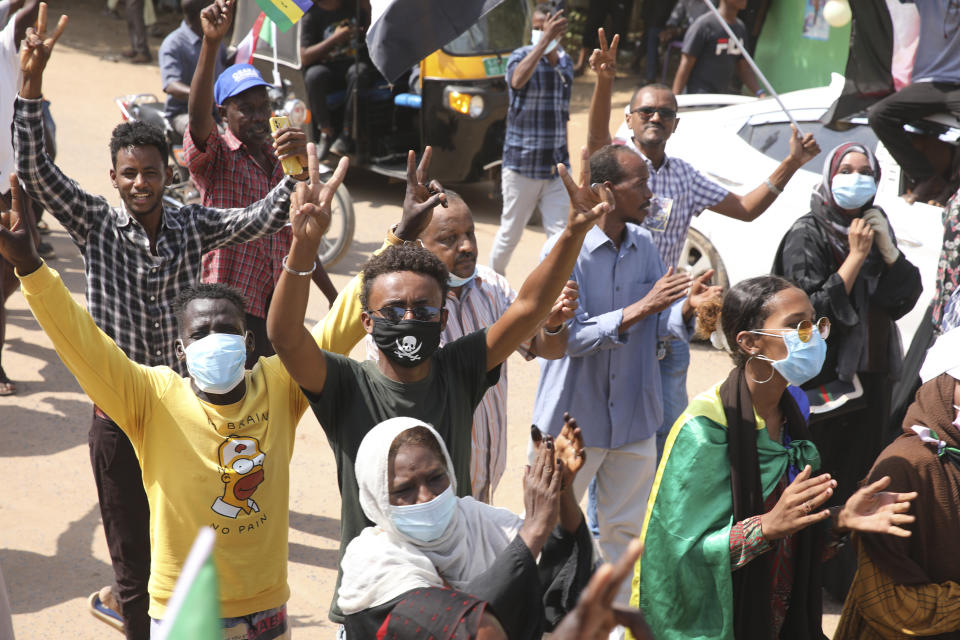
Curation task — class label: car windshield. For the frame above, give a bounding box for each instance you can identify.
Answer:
[443,0,529,56]
[737,119,879,174]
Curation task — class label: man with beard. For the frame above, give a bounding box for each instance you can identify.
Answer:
[364,191,578,502]
[12,6,310,637]
[186,0,338,368]
[586,29,819,460]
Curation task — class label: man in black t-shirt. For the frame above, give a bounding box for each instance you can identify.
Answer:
[299,0,378,158]
[671,0,763,96]
[266,147,611,624]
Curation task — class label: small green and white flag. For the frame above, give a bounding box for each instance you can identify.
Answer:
[155,527,221,640]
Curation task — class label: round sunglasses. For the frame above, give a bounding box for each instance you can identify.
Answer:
[750,317,831,343]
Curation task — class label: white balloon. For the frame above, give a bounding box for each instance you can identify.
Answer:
[823,0,852,27]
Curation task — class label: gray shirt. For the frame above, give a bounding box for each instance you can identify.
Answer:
[158,20,229,119]
[681,12,747,94]
[905,0,960,84]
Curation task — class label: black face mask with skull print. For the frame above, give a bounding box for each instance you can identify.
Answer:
[371,318,443,368]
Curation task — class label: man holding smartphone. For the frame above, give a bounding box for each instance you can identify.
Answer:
[185,0,338,364]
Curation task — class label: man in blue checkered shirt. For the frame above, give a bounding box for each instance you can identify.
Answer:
[586,28,821,463]
[489,4,574,275]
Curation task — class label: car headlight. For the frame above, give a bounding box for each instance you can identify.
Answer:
[446,90,484,119]
[283,98,309,128]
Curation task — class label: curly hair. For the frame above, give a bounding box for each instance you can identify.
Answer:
[173,283,247,325]
[109,121,168,168]
[360,244,449,310]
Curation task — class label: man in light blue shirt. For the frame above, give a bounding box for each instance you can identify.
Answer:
[532,144,718,609]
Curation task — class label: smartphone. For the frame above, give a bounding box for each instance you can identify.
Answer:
[268,115,304,176]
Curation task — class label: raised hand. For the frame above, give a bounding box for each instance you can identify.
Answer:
[519,435,563,557]
[544,280,579,329]
[786,124,820,167]
[554,413,586,489]
[19,2,67,89]
[542,9,568,44]
[686,269,722,310]
[289,144,349,247]
[551,537,653,640]
[759,465,835,541]
[847,217,875,259]
[0,175,42,274]
[837,475,916,538]
[588,28,618,80]
[396,147,447,241]
[200,0,234,42]
[558,146,612,236]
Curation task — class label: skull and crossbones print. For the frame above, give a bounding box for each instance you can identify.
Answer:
[394,334,423,360]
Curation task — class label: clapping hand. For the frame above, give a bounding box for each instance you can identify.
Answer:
[759,465,835,541]
[289,144,349,247]
[19,3,67,86]
[200,0,234,42]
[395,147,447,241]
[0,175,42,275]
[836,475,916,538]
[519,434,563,557]
[686,269,722,310]
[554,413,586,489]
[559,147,612,236]
[544,280,579,330]
[588,28,618,80]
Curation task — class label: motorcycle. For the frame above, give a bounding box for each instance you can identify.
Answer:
[114,82,356,268]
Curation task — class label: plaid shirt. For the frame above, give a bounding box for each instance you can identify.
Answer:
[14,97,294,375]
[502,45,573,179]
[184,126,291,318]
[365,265,533,501]
[619,136,728,269]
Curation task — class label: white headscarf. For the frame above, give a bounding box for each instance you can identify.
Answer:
[338,417,524,614]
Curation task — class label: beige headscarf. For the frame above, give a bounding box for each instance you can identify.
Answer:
[338,417,523,614]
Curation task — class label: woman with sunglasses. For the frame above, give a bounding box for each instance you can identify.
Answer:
[771,142,922,598]
[631,275,917,640]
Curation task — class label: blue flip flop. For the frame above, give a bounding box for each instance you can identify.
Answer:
[88,590,124,632]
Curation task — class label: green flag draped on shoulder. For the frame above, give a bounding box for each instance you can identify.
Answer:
[629,381,820,640]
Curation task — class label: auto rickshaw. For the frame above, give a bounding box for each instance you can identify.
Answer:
[231,0,530,186]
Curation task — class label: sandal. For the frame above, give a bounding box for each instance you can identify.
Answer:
[0,369,15,396]
[88,587,124,633]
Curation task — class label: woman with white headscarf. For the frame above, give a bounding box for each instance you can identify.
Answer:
[338,416,593,639]
[772,142,922,597]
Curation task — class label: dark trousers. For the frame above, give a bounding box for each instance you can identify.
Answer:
[581,0,635,50]
[868,81,960,183]
[124,0,149,56]
[89,409,151,640]
[303,59,374,134]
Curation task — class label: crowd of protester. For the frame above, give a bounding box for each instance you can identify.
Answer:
[1,0,960,639]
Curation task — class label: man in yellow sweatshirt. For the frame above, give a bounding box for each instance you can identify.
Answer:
[0,163,347,638]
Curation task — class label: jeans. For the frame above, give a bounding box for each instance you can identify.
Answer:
[868,81,960,183]
[489,168,569,274]
[655,337,690,463]
[90,409,151,640]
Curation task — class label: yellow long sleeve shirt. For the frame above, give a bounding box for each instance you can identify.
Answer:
[21,263,326,618]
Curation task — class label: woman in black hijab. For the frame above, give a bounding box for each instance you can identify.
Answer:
[772,142,922,598]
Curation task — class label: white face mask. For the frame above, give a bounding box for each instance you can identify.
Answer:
[531,29,559,54]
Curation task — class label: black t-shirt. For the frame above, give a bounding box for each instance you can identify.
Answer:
[681,13,748,94]
[299,3,366,64]
[304,329,501,621]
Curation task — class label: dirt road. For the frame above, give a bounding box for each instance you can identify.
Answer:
[1,1,839,637]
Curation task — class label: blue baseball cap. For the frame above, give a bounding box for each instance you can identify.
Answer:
[214,64,271,105]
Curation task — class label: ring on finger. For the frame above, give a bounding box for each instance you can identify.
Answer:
[802,501,810,514]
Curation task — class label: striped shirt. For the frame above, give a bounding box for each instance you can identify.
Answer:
[13,96,294,376]
[184,125,291,319]
[619,136,728,269]
[366,265,533,501]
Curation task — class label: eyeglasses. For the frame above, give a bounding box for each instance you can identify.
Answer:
[371,304,442,323]
[750,317,831,343]
[630,106,677,120]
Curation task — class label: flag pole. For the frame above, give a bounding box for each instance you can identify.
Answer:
[698,0,804,135]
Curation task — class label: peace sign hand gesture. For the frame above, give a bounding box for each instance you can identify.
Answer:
[396,146,447,241]
[588,28,618,81]
[558,146,613,236]
[19,2,68,98]
[0,175,43,275]
[289,145,349,248]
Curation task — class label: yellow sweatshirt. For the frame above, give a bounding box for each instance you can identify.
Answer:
[20,263,348,618]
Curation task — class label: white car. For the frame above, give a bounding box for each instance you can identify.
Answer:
[614,75,957,345]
